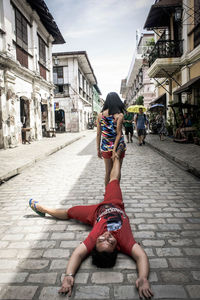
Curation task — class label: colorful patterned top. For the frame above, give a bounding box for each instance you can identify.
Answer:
[100,115,126,152]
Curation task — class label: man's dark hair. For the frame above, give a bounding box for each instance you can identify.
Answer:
[102,92,125,115]
[91,246,118,268]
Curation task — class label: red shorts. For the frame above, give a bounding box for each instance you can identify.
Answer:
[67,180,124,225]
[102,151,125,159]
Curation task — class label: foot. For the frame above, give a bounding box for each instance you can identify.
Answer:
[143,140,145,145]
[139,143,142,146]
[29,199,46,217]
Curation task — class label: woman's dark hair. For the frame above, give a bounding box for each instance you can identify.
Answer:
[102,92,125,115]
[91,246,118,268]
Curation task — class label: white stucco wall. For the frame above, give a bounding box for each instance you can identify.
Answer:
[0,0,56,148]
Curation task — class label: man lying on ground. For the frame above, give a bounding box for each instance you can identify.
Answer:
[29,154,153,299]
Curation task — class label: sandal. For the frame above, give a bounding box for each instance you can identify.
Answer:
[29,199,45,217]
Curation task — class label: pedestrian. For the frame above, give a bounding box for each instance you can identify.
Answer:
[29,155,153,300]
[123,111,134,143]
[96,92,126,186]
[134,107,148,146]
[155,110,168,141]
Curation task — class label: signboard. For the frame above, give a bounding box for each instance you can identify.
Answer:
[54,102,59,111]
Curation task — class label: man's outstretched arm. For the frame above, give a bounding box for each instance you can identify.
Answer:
[59,243,88,296]
[131,243,154,299]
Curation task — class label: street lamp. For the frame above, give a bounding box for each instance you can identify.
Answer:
[175,7,183,22]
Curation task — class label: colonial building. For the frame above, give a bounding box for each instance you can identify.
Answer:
[120,32,156,108]
[0,0,65,148]
[144,0,200,126]
[92,84,102,121]
[52,51,100,132]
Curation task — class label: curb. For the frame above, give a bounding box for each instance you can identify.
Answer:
[0,135,84,184]
[145,139,200,179]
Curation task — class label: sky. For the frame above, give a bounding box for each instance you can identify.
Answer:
[45,0,154,99]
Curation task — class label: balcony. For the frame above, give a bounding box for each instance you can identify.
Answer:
[148,39,183,78]
[149,40,183,66]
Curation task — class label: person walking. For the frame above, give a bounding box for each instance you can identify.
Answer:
[155,110,168,141]
[123,111,134,143]
[29,155,153,300]
[134,107,148,146]
[96,92,126,186]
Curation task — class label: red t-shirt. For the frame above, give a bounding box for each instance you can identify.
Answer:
[68,180,136,256]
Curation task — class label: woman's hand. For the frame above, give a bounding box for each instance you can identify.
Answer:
[58,275,74,297]
[112,150,119,161]
[97,149,102,159]
[136,277,153,299]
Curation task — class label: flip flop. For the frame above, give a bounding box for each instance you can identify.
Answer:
[29,199,45,217]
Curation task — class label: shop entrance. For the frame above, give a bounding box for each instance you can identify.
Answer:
[55,109,65,132]
[20,97,31,143]
[41,103,48,137]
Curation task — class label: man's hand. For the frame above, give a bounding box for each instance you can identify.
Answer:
[136,277,153,299]
[112,150,119,161]
[58,276,74,297]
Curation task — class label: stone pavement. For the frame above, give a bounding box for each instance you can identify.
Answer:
[0,131,200,300]
[0,131,86,184]
[1,128,200,186]
[142,133,200,178]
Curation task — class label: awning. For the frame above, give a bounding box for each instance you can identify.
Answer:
[173,76,200,95]
[149,93,166,105]
[168,103,198,108]
[144,0,182,30]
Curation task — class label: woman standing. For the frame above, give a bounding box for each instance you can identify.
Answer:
[156,110,168,141]
[96,92,126,186]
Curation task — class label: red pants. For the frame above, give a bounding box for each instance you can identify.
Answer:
[67,180,124,225]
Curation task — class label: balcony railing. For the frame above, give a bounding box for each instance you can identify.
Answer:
[149,40,183,67]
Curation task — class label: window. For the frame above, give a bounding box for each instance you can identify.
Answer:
[39,64,46,80]
[16,46,28,68]
[15,8,28,68]
[15,9,28,49]
[38,36,46,66]
[55,85,64,94]
[194,0,200,48]
[53,67,64,84]
[54,84,69,96]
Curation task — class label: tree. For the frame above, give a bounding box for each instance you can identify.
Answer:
[136,96,144,105]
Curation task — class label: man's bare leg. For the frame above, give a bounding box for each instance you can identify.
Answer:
[104,158,113,186]
[30,200,69,219]
[109,156,121,182]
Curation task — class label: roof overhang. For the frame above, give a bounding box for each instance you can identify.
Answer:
[53,51,97,85]
[144,0,182,30]
[93,84,102,95]
[26,0,65,44]
[173,76,200,95]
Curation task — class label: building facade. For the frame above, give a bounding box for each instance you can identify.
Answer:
[0,0,65,149]
[92,84,102,121]
[53,51,100,132]
[120,32,156,108]
[144,0,200,126]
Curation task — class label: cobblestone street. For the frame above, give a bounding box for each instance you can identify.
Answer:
[0,131,200,300]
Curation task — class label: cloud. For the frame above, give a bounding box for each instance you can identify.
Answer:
[64,29,98,38]
[60,0,153,39]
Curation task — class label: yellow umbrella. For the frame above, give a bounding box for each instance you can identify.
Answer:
[127,105,147,113]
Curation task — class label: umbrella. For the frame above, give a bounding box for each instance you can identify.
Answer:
[149,104,165,110]
[127,105,147,113]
